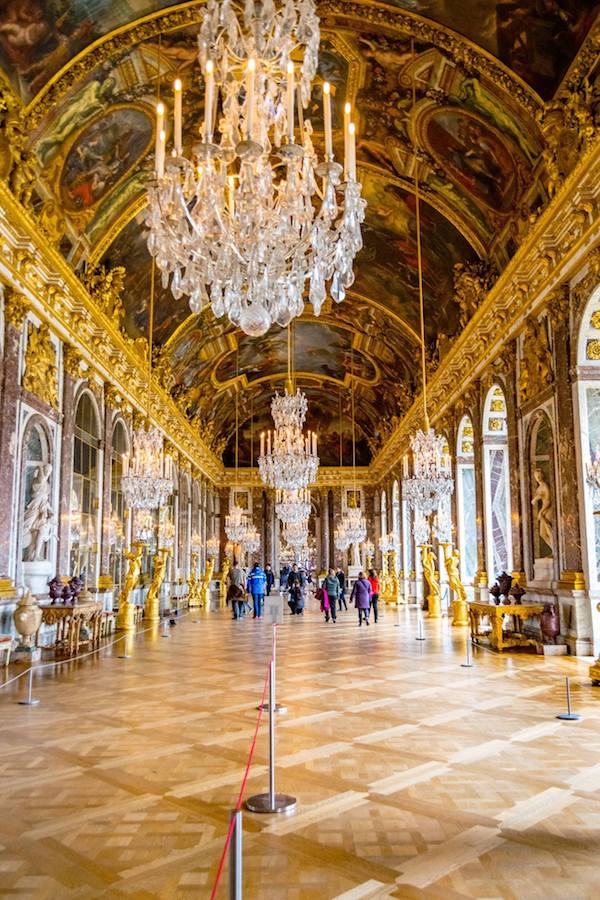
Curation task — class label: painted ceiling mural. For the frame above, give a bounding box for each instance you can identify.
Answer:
[0,1,597,465]
[0,1,597,101]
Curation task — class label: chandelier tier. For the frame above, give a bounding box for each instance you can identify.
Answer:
[206,536,220,557]
[404,428,453,516]
[259,385,319,489]
[225,504,248,542]
[242,522,261,553]
[122,427,174,510]
[275,488,311,524]
[146,0,365,336]
[342,505,367,546]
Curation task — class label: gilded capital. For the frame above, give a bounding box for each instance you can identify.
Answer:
[547,284,570,330]
[63,344,84,380]
[3,286,29,328]
[104,384,124,410]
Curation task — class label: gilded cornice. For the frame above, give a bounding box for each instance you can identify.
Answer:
[222,466,371,489]
[370,135,600,483]
[0,179,223,482]
[2,285,29,328]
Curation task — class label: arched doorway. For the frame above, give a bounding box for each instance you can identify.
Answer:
[70,392,101,585]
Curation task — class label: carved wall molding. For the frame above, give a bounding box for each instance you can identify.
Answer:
[2,285,28,328]
[22,321,58,408]
[63,344,84,380]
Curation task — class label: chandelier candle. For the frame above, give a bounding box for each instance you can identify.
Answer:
[173,79,183,155]
[146,0,365,336]
[155,102,164,173]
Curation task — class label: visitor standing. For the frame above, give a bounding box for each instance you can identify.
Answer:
[228,559,246,620]
[246,563,267,619]
[351,572,372,626]
[367,568,380,623]
[336,566,347,610]
[322,568,340,622]
[280,564,290,589]
[265,563,275,596]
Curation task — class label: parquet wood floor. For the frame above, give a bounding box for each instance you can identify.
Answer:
[2,597,600,899]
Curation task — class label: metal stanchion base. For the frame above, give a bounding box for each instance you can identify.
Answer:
[461,661,474,668]
[556,712,581,721]
[117,654,131,658]
[18,698,40,706]
[246,793,297,814]
[257,703,287,714]
[415,635,426,641]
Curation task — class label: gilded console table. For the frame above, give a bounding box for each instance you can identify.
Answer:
[40,599,104,656]
[468,601,544,652]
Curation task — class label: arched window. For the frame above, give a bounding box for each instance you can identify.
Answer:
[109,421,128,593]
[70,393,100,584]
[482,386,512,578]
[529,413,556,580]
[380,489,387,538]
[21,420,53,563]
[456,415,477,584]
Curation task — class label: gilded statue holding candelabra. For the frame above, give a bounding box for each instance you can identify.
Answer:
[145,548,170,623]
[188,552,202,608]
[388,549,403,606]
[116,542,144,631]
[442,544,469,626]
[421,545,442,619]
[201,558,215,609]
[219,558,230,608]
[379,547,390,603]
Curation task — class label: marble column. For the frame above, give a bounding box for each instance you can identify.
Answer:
[331,486,343,567]
[0,289,27,588]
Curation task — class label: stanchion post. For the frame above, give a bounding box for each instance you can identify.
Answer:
[556,676,581,721]
[416,614,425,641]
[18,666,40,706]
[246,660,296,815]
[229,809,242,899]
[461,637,474,668]
[258,623,287,714]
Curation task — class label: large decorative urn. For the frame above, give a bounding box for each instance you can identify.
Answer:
[13,590,42,650]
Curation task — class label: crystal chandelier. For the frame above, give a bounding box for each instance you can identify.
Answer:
[342,505,366,545]
[135,509,156,543]
[404,428,454,516]
[206,536,220,557]
[275,488,311,524]
[191,531,203,553]
[160,518,176,548]
[283,520,308,548]
[225,503,248,542]
[378,533,393,554]
[363,539,374,558]
[122,427,174,510]
[242,522,261,553]
[334,522,350,552]
[146,0,365,336]
[259,386,319,489]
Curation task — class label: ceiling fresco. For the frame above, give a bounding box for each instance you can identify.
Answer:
[0,2,597,466]
[0,2,597,102]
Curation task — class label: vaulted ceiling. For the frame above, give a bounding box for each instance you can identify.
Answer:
[0,1,597,465]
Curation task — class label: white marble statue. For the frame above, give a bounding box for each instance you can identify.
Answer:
[531,466,554,555]
[23,463,54,561]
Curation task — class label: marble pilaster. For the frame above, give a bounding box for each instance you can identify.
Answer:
[0,289,27,587]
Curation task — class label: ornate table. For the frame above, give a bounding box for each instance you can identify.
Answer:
[468,601,545,653]
[40,599,104,656]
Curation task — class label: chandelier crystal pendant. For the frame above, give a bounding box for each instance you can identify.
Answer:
[334,522,350,552]
[242,522,261,553]
[342,505,367,545]
[259,386,319,489]
[146,0,365,336]
[275,487,311,524]
[378,533,392,555]
[122,427,174,510]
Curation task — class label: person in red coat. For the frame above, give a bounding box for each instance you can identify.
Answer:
[367,569,380,623]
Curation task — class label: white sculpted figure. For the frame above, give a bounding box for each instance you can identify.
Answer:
[23,463,54,561]
[531,466,554,555]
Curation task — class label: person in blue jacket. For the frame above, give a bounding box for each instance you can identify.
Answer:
[246,563,267,619]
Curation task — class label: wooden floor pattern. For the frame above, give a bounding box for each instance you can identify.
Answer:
[2,597,600,899]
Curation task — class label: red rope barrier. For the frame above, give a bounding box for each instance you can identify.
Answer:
[209,656,272,899]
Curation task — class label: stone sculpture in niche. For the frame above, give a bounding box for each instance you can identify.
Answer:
[531,466,554,555]
[22,463,54,561]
